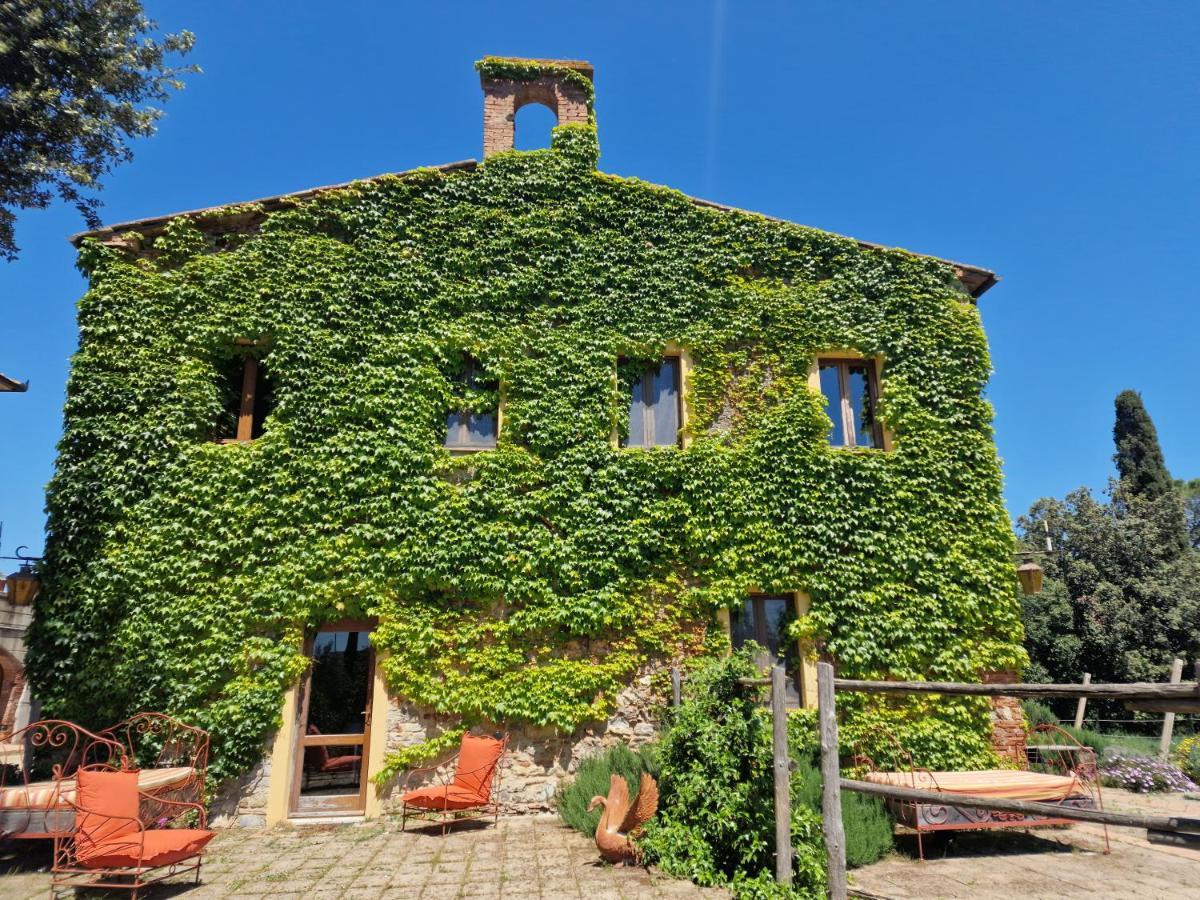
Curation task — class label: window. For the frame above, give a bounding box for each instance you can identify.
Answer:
[216,355,273,442]
[818,358,882,449]
[622,357,682,448]
[730,594,802,707]
[444,356,498,450]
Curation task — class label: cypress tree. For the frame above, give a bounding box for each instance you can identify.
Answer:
[1021,393,1199,692]
[1113,390,1174,499]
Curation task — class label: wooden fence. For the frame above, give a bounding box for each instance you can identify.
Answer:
[818,663,1200,900]
[669,660,1200,898]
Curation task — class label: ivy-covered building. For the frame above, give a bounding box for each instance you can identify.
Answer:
[32,58,1024,825]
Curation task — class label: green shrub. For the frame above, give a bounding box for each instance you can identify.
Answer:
[1021,699,1057,728]
[1029,723,1115,757]
[792,752,893,868]
[557,743,658,837]
[1172,735,1200,782]
[638,647,826,899]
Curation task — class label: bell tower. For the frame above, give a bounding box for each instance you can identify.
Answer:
[479,58,594,158]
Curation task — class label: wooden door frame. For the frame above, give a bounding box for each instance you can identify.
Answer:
[288,621,377,816]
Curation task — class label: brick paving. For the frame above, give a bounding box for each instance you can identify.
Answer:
[0,814,728,899]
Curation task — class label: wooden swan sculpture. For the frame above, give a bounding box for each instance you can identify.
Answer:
[587,772,659,865]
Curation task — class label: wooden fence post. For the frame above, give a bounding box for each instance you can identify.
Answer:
[817,662,847,900]
[671,667,682,708]
[770,665,793,887]
[1074,673,1091,729]
[1159,658,1184,760]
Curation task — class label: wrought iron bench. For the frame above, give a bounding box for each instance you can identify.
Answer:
[856,723,1109,860]
[0,714,209,840]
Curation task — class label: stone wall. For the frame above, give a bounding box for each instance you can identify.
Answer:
[212,758,272,828]
[218,663,665,824]
[378,666,663,814]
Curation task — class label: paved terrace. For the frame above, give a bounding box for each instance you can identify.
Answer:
[0,789,1195,898]
[0,814,727,900]
[852,787,1199,899]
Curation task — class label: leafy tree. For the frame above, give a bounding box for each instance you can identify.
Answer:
[1113,390,1174,500]
[0,0,195,259]
[1111,391,1189,555]
[1019,393,1199,689]
[1019,484,1200,687]
[1179,478,1200,550]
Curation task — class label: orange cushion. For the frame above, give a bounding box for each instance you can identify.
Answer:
[402,785,491,811]
[76,769,140,852]
[80,828,214,869]
[0,767,195,812]
[304,725,330,770]
[451,735,503,801]
[323,754,361,772]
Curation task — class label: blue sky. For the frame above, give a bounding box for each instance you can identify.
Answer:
[2,1,1198,557]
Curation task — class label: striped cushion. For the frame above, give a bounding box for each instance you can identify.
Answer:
[863,769,1085,801]
[0,767,195,811]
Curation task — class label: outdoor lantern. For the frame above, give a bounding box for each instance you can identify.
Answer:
[5,562,40,606]
[1016,559,1044,596]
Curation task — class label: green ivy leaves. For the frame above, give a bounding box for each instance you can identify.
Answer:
[29,118,1022,788]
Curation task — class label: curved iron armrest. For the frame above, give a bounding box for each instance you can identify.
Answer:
[1025,723,1100,781]
[54,797,147,867]
[0,720,128,789]
[99,713,211,773]
[136,791,208,829]
[400,753,460,792]
[398,756,506,794]
[848,723,945,792]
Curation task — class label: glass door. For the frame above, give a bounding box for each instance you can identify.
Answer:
[290,628,374,816]
[730,595,803,707]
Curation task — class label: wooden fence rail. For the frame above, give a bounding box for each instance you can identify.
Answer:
[819,662,1200,900]
[840,778,1200,834]
[830,677,1200,704]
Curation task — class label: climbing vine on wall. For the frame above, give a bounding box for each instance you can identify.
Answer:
[29,86,1023,787]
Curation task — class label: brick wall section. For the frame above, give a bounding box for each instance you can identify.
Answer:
[0,598,35,740]
[481,61,593,157]
[983,670,1027,763]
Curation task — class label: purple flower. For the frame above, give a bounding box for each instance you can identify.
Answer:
[1100,752,1199,793]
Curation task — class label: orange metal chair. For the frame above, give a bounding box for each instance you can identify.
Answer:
[51,767,215,898]
[400,733,508,834]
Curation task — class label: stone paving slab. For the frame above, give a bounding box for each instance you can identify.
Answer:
[850,788,1200,899]
[0,814,728,899]
[3,790,1195,898]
